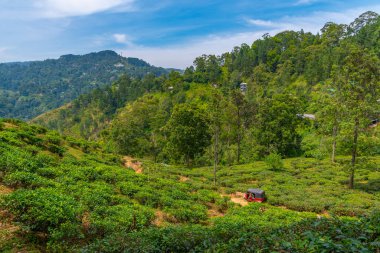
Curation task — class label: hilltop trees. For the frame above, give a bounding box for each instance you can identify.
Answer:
[31,12,380,171]
[0,51,168,120]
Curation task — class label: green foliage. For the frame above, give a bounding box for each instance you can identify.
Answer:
[4,171,55,188]
[83,208,380,253]
[165,103,211,165]
[0,119,230,250]
[25,12,380,170]
[255,94,304,157]
[2,188,81,233]
[89,204,154,235]
[0,51,168,120]
[109,93,170,157]
[1,12,380,252]
[264,153,284,170]
[32,74,167,139]
[164,201,207,223]
[144,157,380,216]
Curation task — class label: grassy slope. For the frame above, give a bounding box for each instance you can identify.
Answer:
[0,119,379,251]
[144,156,380,216]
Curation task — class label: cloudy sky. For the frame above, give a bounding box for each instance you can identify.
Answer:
[0,0,379,68]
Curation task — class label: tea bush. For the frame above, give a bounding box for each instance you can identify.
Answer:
[264,152,284,170]
[0,119,379,251]
[3,188,81,233]
[4,171,55,188]
[83,210,380,253]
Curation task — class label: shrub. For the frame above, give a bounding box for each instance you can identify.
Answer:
[215,196,231,212]
[164,201,207,223]
[89,204,154,235]
[46,143,67,156]
[118,182,141,197]
[4,171,55,188]
[44,132,62,145]
[134,188,160,207]
[194,189,219,204]
[2,188,81,233]
[36,167,63,179]
[265,153,284,170]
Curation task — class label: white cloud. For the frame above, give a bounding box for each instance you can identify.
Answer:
[246,4,380,33]
[245,19,277,27]
[119,31,266,69]
[0,47,9,54]
[113,33,133,46]
[120,4,380,69]
[34,0,135,18]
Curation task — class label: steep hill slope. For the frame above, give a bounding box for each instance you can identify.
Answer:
[0,50,169,120]
[31,73,165,139]
[32,12,379,147]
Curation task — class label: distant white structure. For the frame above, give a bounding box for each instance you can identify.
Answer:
[240,82,247,93]
[114,63,124,68]
[297,114,316,120]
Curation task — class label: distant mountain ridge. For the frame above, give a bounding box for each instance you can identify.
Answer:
[0,50,169,120]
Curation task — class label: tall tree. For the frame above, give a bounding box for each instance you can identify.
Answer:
[333,44,380,188]
[165,103,211,166]
[255,94,303,157]
[209,89,224,185]
[230,90,246,163]
[313,77,344,163]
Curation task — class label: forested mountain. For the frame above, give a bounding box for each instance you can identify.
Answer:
[34,12,379,172]
[0,50,169,120]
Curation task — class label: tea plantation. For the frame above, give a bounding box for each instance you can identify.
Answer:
[0,119,379,252]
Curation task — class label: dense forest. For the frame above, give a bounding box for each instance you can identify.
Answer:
[35,12,380,187]
[0,11,379,252]
[32,73,165,139]
[0,50,169,120]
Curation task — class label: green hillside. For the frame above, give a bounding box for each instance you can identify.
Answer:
[1,11,379,252]
[0,119,379,252]
[31,74,164,139]
[0,50,169,120]
[33,13,379,160]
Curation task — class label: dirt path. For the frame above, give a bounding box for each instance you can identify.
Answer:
[122,156,143,174]
[222,192,248,206]
[207,204,225,218]
[152,210,166,227]
[179,176,189,182]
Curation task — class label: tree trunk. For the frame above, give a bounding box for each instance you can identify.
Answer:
[349,118,359,189]
[213,126,219,186]
[331,124,337,163]
[236,108,241,164]
[186,153,190,168]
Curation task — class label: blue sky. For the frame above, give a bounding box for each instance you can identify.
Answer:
[0,0,379,68]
